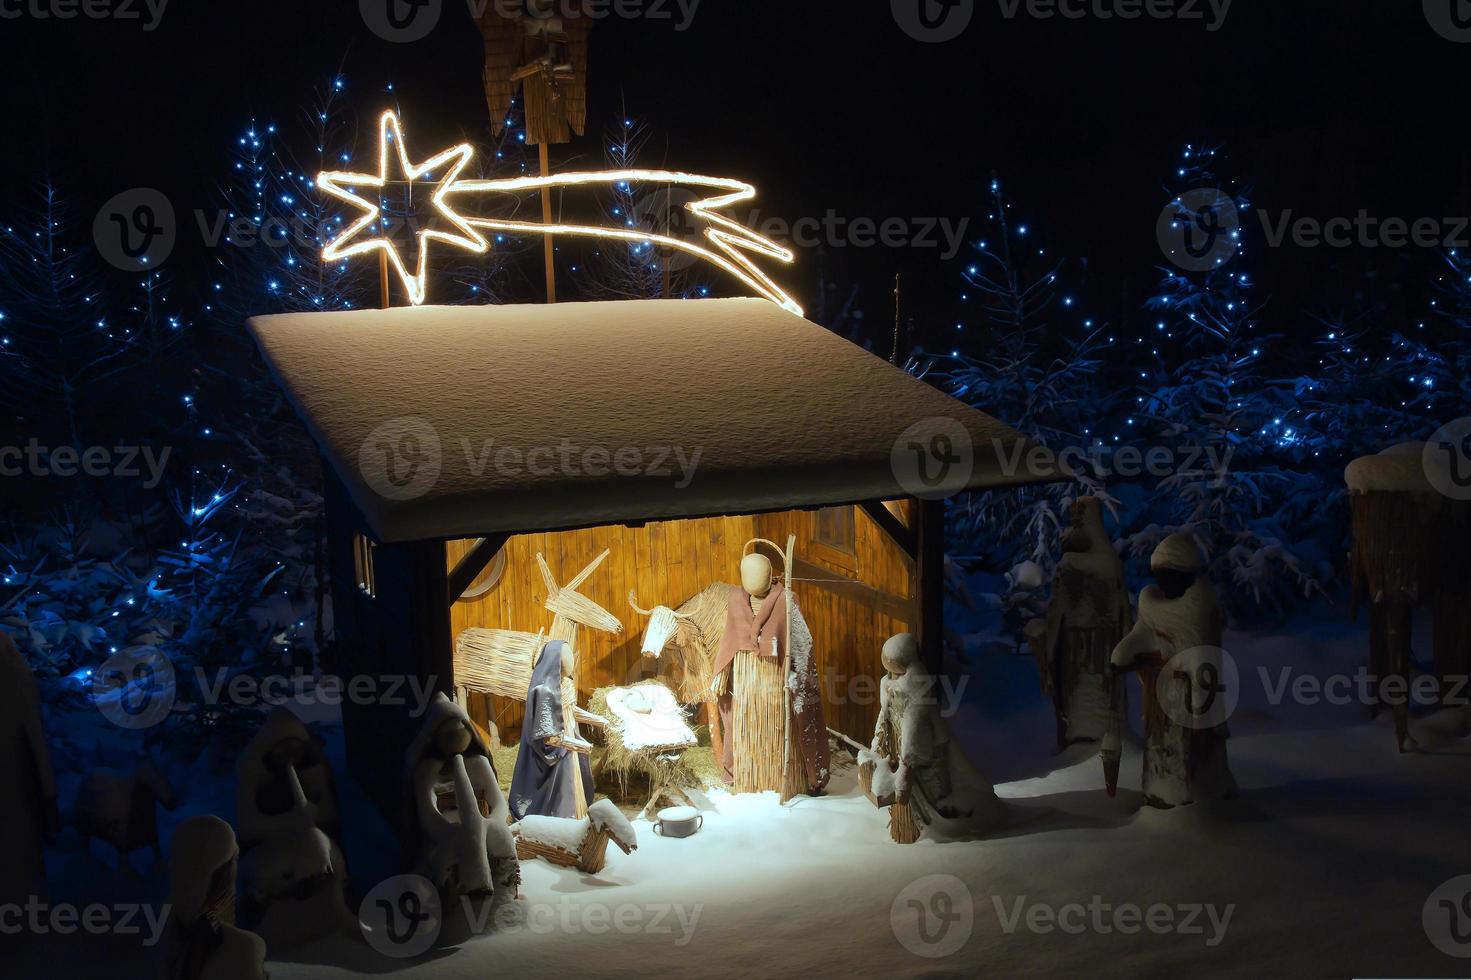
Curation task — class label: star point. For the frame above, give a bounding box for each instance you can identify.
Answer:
[318,111,485,306]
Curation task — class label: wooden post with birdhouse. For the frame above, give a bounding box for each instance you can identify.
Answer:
[477,0,593,304]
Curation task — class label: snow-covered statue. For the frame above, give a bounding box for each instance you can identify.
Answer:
[161,815,268,980]
[510,640,595,820]
[711,551,830,796]
[405,693,520,903]
[235,708,352,949]
[859,634,1005,843]
[75,760,179,878]
[0,631,58,907]
[1040,497,1132,747]
[1108,534,1237,809]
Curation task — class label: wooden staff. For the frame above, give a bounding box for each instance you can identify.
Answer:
[780,533,798,802]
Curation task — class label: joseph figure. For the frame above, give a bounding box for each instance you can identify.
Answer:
[711,553,829,796]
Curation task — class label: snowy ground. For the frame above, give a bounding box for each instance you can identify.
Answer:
[11,604,1471,979]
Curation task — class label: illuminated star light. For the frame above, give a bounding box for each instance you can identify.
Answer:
[318,110,801,315]
[445,170,802,316]
[317,111,486,306]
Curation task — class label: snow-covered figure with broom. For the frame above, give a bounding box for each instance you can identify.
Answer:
[859,633,1006,842]
[1108,534,1237,808]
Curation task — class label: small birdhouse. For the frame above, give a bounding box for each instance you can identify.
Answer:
[478,0,592,146]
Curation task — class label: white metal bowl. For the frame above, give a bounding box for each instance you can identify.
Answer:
[653,805,704,839]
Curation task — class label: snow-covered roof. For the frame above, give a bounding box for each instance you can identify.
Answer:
[249,298,1063,543]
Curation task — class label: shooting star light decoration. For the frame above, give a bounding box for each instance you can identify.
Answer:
[319,111,802,315]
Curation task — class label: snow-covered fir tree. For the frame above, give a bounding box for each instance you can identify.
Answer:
[1134,145,1319,621]
[920,176,1118,577]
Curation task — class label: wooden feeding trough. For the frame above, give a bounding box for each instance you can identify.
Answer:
[247,299,1065,824]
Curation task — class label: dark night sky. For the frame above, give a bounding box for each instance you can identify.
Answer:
[0,1,1465,335]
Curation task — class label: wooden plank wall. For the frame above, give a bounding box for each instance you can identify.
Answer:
[448,503,914,746]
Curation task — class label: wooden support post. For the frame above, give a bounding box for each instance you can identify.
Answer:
[539,142,556,304]
[448,534,510,604]
[916,498,946,676]
[379,250,391,309]
[1386,600,1413,753]
[860,500,918,560]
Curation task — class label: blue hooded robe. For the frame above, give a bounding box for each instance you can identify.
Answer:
[509,641,595,820]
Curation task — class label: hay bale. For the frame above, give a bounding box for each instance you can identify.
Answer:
[455,628,544,700]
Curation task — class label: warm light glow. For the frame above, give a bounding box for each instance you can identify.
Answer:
[319,111,801,315]
[317,112,487,306]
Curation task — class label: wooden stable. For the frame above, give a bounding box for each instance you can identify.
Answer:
[249,298,1060,822]
[450,501,917,748]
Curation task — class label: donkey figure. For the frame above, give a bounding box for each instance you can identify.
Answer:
[75,760,180,877]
